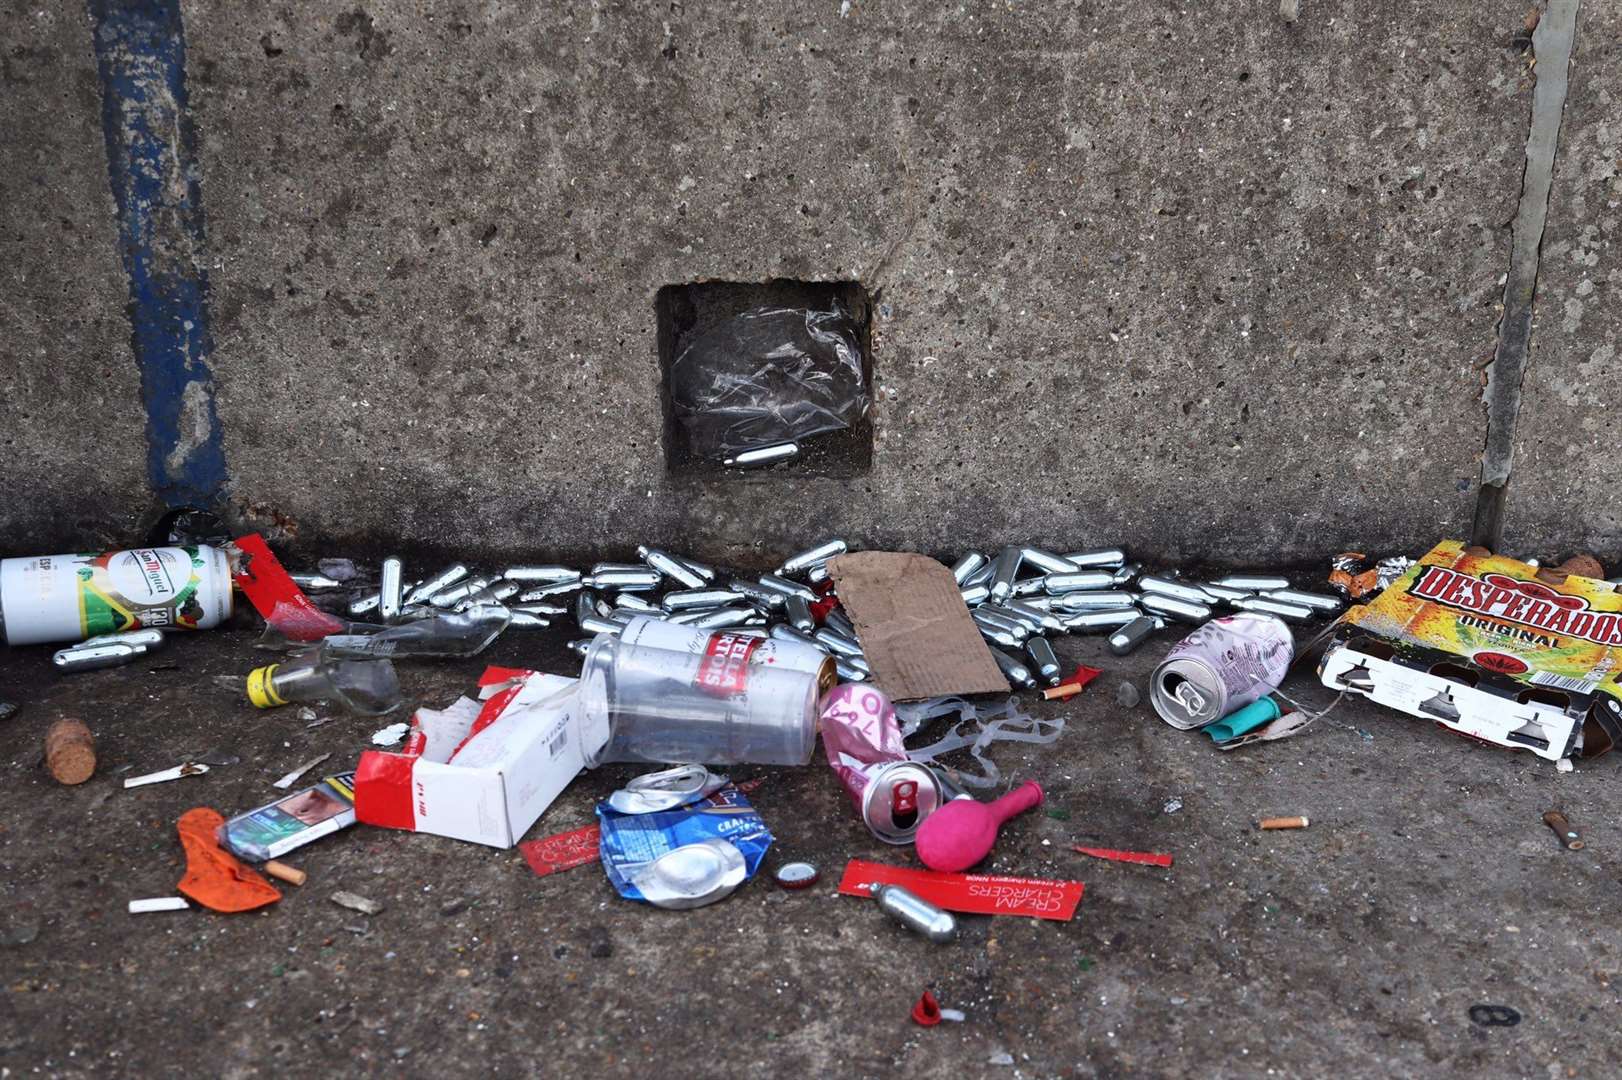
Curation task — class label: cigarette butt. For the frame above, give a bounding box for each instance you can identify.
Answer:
[1258,816,1310,830]
[1042,683,1085,701]
[263,860,307,886]
[129,897,190,914]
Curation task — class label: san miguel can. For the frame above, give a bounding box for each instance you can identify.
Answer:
[0,546,233,647]
[1149,613,1293,730]
[617,615,837,693]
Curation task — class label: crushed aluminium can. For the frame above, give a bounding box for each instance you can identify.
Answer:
[1149,613,1294,730]
[0,546,233,647]
[819,684,946,844]
[596,783,772,909]
[860,761,946,845]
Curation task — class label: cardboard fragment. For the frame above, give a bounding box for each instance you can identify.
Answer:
[827,552,1008,701]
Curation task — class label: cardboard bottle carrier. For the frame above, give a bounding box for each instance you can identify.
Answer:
[1318,540,1622,762]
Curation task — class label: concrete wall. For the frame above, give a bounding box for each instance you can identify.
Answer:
[0,3,149,551]
[1503,2,1619,557]
[1,2,1611,568]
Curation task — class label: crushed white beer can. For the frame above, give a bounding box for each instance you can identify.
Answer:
[1149,613,1293,729]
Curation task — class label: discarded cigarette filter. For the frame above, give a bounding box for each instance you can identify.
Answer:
[128,897,190,914]
[263,861,307,886]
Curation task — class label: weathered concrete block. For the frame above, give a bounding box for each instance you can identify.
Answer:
[0,6,147,552]
[184,2,1529,564]
[1504,2,1621,563]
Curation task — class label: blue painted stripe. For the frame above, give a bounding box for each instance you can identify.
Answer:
[88,0,228,509]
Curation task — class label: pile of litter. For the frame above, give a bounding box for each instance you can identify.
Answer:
[3,530,1616,1024]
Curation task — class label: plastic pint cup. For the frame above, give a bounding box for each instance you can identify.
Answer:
[576,634,819,767]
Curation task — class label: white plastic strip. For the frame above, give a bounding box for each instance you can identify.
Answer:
[897,696,1065,789]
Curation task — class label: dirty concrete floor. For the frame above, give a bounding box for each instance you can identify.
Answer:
[0,624,1616,1078]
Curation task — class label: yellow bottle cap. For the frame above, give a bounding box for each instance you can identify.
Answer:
[246,664,286,708]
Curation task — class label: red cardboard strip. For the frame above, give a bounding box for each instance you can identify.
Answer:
[231,533,346,642]
[450,681,525,759]
[838,859,1083,921]
[1073,845,1174,868]
[519,824,602,878]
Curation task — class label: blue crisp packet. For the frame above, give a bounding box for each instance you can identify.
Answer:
[597,785,773,904]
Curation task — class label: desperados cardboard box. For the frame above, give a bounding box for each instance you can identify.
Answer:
[1317,539,1622,762]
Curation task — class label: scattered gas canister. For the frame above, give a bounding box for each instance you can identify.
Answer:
[1149,613,1293,730]
[52,629,167,673]
[724,441,799,469]
[1025,636,1063,685]
[779,539,847,576]
[951,552,988,585]
[870,882,957,943]
[1108,615,1161,656]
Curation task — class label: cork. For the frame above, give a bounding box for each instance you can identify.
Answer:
[1555,554,1605,580]
[45,718,96,785]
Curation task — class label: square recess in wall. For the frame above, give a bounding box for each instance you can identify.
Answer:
[655,279,874,477]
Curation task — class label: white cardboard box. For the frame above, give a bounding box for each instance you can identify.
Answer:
[355,672,590,848]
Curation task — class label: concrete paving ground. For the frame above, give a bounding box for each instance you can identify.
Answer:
[1,618,1617,1078]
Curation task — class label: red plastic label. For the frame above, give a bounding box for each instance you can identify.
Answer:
[518,825,602,878]
[230,533,345,642]
[837,859,1084,921]
[694,632,762,696]
[1062,665,1103,691]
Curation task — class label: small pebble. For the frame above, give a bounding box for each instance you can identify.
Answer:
[439,898,468,917]
[0,920,40,947]
[0,702,18,723]
[331,891,384,916]
[1116,682,1141,708]
[319,558,360,581]
[1163,797,1183,814]
[296,707,317,722]
[989,1052,1015,1066]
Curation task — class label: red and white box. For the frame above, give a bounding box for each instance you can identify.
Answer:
[355,668,596,848]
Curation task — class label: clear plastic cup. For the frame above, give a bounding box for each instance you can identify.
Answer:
[577,634,818,767]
